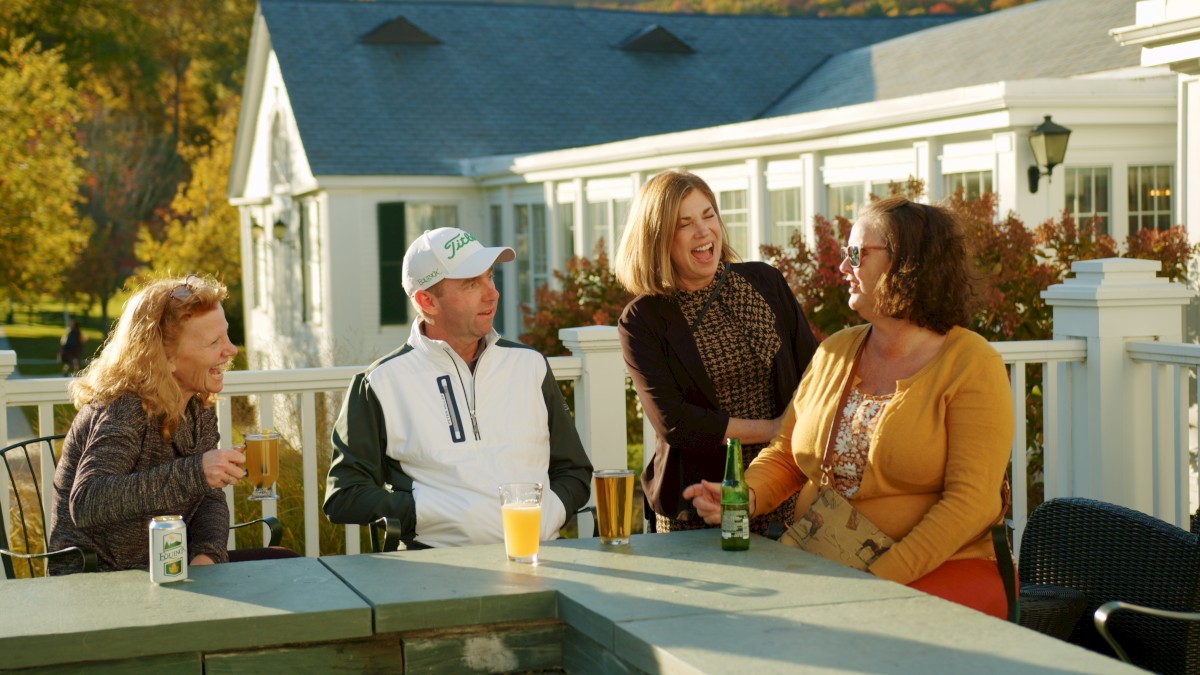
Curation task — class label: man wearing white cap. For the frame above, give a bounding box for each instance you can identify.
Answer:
[324,227,593,548]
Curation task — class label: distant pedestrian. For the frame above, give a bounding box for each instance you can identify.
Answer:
[59,320,85,376]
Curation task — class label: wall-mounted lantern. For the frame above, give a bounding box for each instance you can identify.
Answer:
[273,219,288,241]
[1028,115,1072,194]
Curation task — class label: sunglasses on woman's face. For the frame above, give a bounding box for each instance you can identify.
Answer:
[841,245,888,268]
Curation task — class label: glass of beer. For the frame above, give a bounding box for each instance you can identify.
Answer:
[593,469,634,545]
[243,430,280,501]
[498,482,542,563]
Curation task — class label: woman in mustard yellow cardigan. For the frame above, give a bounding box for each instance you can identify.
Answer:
[685,196,1013,618]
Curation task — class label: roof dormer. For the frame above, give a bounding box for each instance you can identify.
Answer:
[620,24,693,54]
[361,17,441,46]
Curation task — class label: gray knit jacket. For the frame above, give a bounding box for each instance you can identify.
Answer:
[48,393,229,575]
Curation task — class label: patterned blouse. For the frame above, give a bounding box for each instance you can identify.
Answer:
[829,384,895,499]
[675,265,781,453]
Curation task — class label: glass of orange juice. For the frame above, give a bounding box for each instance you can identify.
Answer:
[498,482,542,563]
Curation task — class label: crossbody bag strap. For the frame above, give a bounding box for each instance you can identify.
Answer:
[689,263,730,332]
[818,327,871,485]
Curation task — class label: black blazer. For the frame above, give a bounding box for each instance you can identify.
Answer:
[618,262,818,519]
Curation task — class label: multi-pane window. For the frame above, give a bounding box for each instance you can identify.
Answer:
[409,204,458,234]
[718,190,749,257]
[298,204,318,324]
[586,201,610,258]
[490,205,505,335]
[251,221,264,309]
[612,198,631,256]
[769,187,803,248]
[1128,165,1173,232]
[869,181,895,200]
[944,171,993,201]
[306,202,323,325]
[1064,167,1111,234]
[827,184,865,222]
[513,203,548,309]
[557,202,575,264]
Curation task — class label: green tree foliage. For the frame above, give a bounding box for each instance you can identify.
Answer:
[519,242,642,444]
[69,102,183,329]
[0,0,256,326]
[135,108,245,342]
[0,35,87,300]
[519,242,633,356]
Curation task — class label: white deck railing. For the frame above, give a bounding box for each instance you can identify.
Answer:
[0,326,623,560]
[2,259,1198,565]
[992,339,1087,552]
[1126,340,1200,527]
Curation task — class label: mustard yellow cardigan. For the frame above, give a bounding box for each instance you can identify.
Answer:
[746,324,1013,584]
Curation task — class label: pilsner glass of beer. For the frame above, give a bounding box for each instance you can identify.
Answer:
[593,469,634,545]
[243,430,281,501]
[498,482,542,563]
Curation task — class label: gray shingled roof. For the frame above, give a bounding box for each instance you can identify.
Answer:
[766,0,1138,117]
[261,0,959,176]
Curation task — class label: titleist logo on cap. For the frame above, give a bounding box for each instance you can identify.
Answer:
[444,232,478,259]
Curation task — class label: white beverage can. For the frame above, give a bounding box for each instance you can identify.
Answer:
[149,515,187,583]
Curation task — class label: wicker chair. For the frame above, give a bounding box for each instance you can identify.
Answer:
[1017,497,1200,674]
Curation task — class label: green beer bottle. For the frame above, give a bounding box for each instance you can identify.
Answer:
[721,437,750,551]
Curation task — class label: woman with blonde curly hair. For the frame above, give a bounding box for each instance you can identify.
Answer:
[686,197,1014,619]
[48,274,247,574]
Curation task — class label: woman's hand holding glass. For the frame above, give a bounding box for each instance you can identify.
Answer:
[202,448,245,489]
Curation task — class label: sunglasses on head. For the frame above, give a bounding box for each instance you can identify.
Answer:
[170,274,203,302]
[841,245,888,268]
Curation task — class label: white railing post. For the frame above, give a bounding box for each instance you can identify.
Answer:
[559,326,624,538]
[0,350,14,446]
[1042,258,1193,513]
[558,326,627,471]
[0,350,14,574]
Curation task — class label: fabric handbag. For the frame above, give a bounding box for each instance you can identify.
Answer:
[779,483,894,570]
[778,330,894,571]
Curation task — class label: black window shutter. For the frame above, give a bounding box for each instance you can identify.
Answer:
[378,202,408,325]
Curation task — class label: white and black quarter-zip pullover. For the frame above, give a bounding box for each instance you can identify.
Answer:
[323,319,593,548]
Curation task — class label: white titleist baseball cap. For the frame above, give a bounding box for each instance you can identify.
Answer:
[402,227,515,295]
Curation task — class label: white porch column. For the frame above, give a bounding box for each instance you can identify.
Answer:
[1182,75,1200,244]
[800,152,821,249]
[913,140,939,202]
[1042,258,1193,512]
[559,326,626,474]
[992,131,1020,219]
[747,157,766,261]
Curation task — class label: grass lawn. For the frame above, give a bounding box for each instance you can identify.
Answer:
[2,322,106,377]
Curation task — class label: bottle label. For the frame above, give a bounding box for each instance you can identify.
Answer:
[721,508,750,539]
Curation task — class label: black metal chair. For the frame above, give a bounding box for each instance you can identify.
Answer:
[1,435,95,579]
[2,434,283,579]
[1017,496,1200,674]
